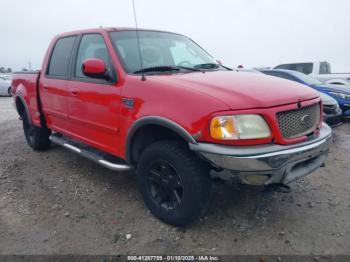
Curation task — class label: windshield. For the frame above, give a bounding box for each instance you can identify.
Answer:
[109,31,219,74]
[288,70,322,85]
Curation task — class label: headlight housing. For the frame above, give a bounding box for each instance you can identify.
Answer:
[210,114,271,140]
[329,92,350,100]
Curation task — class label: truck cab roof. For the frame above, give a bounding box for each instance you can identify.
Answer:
[56,27,178,38]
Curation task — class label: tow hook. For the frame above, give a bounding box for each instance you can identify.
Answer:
[265,183,291,193]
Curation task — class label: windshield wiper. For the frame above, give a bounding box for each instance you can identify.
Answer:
[194,63,221,69]
[133,65,203,74]
[176,65,202,71]
[133,66,181,74]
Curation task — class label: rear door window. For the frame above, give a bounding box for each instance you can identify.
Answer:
[47,36,77,77]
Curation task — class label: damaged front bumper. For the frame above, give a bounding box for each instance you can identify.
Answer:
[190,123,333,186]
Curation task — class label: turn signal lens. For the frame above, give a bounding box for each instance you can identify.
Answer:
[210,116,238,140]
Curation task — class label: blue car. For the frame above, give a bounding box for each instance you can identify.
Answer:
[261,69,350,117]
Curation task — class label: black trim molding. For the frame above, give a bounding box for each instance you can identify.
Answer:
[16,93,32,124]
[125,116,197,163]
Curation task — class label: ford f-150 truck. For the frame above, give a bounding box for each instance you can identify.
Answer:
[12,28,332,226]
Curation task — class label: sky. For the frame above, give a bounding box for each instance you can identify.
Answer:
[1,0,349,72]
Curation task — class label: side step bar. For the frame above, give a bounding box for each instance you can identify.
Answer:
[49,134,132,172]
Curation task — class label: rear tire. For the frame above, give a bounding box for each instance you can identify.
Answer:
[137,140,212,226]
[8,87,11,96]
[22,112,51,151]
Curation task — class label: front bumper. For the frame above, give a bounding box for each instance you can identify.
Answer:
[190,124,333,185]
[342,104,350,117]
[323,110,343,127]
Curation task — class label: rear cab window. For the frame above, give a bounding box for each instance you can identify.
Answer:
[47,36,77,78]
[319,62,331,74]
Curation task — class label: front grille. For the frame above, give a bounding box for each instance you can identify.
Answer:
[277,103,321,139]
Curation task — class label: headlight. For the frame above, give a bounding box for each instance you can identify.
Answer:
[329,92,350,100]
[210,114,271,140]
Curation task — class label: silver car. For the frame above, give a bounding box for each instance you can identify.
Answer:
[0,75,12,96]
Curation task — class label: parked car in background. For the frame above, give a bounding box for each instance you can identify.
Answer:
[274,62,350,86]
[261,69,350,118]
[318,93,343,126]
[0,75,12,96]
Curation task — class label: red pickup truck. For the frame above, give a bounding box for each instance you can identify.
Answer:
[12,28,332,226]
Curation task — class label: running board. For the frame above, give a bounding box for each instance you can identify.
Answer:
[49,134,132,172]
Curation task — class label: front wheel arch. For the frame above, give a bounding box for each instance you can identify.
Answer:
[125,117,197,164]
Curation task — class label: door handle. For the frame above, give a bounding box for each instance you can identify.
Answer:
[42,85,48,91]
[71,88,79,96]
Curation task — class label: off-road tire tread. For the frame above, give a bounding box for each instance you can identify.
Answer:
[137,140,212,226]
[22,112,51,151]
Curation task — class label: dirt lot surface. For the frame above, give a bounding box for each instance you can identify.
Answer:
[0,96,349,256]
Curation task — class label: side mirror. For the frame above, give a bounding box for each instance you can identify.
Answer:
[82,58,108,79]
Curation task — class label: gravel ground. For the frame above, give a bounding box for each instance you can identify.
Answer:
[0,96,349,255]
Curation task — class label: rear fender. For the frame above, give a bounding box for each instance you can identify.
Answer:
[15,92,32,124]
[15,85,39,126]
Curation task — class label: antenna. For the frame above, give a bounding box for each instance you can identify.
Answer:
[132,0,146,81]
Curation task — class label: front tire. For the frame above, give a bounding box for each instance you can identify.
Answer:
[22,112,51,151]
[137,140,212,226]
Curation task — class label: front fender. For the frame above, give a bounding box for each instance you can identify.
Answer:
[125,116,197,163]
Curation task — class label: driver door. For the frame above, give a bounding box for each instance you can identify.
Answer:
[66,33,122,155]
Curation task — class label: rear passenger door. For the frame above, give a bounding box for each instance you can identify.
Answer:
[66,33,122,155]
[41,36,77,131]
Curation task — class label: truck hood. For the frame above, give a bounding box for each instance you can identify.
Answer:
[152,71,319,110]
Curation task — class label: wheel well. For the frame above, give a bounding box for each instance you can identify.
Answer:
[129,124,189,164]
[328,82,345,85]
[15,97,26,117]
